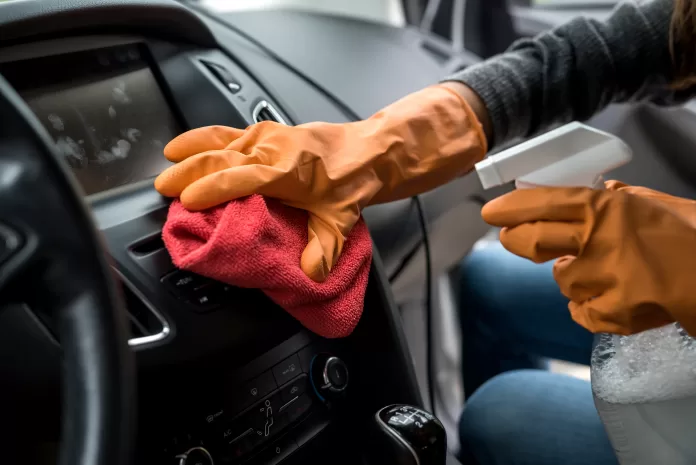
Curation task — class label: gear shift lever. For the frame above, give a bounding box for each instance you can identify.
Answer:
[369,405,447,465]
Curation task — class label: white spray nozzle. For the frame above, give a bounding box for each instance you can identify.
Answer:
[475,122,633,189]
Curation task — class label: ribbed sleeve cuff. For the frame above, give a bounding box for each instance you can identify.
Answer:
[443,61,521,149]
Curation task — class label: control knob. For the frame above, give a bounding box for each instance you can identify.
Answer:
[310,354,349,403]
[174,446,214,465]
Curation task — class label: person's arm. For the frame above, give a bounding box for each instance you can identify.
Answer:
[446,0,696,148]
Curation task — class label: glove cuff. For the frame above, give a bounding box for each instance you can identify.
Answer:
[436,84,488,155]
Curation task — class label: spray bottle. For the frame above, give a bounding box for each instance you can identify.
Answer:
[475,121,696,465]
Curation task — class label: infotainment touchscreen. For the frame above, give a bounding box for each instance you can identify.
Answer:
[0,44,181,195]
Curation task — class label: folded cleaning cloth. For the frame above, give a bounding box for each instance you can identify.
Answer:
[162,195,372,338]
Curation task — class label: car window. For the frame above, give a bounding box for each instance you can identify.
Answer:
[530,0,619,6]
[197,0,406,26]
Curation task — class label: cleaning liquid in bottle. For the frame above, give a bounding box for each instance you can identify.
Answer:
[592,326,696,464]
[475,122,696,465]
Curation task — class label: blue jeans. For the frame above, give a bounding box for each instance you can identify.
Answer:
[457,242,618,465]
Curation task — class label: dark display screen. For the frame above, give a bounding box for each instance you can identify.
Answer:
[0,44,181,195]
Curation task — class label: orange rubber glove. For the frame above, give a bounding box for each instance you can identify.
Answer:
[481,180,696,336]
[155,85,487,282]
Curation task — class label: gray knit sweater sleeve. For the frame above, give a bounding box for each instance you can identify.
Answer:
[448,0,696,148]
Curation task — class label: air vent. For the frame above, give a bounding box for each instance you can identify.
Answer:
[116,269,171,347]
[29,269,170,348]
[252,100,287,125]
[130,236,165,257]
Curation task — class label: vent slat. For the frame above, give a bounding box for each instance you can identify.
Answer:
[252,101,287,125]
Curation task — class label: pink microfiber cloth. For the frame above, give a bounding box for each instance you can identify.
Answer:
[162,195,372,338]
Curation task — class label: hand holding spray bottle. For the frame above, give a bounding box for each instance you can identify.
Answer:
[475,122,696,465]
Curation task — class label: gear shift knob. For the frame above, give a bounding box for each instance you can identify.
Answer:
[369,404,447,465]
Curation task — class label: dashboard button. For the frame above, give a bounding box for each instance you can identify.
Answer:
[260,435,298,465]
[220,418,254,451]
[189,284,225,312]
[191,386,226,436]
[222,425,256,461]
[196,404,226,432]
[212,393,284,461]
[161,270,209,294]
[228,370,277,415]
[244,370,277,404]
[285,394,313,423]
[280,375,307,404]
[294,412,329,447]
[249,393,282,434]
[272,354,301,386]
[273,412,290,433]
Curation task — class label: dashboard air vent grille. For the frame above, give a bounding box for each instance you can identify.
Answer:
[252,100,287,125]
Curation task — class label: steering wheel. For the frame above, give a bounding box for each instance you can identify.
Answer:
[0,76,135,465]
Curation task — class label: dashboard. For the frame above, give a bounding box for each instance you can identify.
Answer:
[0,1,484,464]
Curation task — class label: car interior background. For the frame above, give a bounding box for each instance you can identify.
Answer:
[1,0,696,464]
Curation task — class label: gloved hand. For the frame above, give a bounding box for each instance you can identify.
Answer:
[481,180,696,336]
[155,85,487,282]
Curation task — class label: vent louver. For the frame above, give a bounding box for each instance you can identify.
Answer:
[252,100,287,125]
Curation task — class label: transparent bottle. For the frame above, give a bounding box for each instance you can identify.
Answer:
[473,121,696,463]
[591,324,696,465]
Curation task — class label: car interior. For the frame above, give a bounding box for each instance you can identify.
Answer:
[2,1,696,465]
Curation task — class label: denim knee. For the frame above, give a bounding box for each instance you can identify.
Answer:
[459,370,618,465]
[459,371,534,462]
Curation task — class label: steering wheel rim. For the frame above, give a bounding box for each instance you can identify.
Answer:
[0,76,135,465]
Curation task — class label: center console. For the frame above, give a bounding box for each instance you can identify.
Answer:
[154,336,342,465]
